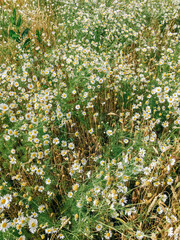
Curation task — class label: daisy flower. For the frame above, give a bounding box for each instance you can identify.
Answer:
[96,224,102,231]
[57,233,65,239]
[45,178,51,185]
[124,139,129,144]
[28,218,38,234]
[136,230,144,239]
[68,192,73,198]
[38,205,45,213]
[106,130,113,136]
[104,231,112,239]
[0,103,9,111]
[53,138,59,145]
[0,219,10,232]
[68,142,75,150]
[88,128,94,134]
[167,177,173,185]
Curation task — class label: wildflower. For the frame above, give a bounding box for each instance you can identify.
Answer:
[168,227,174,237]
[160,194,167,202]
[119,196,127,206]
[68,142,75,150]
[77,202,82,208]
[139,148,146,158]
[144,167,151,175]
[88,128,94,134]
[45,178,51,185]
[104,231,112,239]
[136,230,144,239]
[0,219,10,232]
[61,93,67,99]
[11,149,16,154]
[75,104,80,110]
[58,137,65,146]
[72,183,79,191]
[18,236,26,240]
[10,156,17,164]
[106,130,113,136]
[43,140,49,146]
[0,103,9,111]
[122,175,130,182]
[81,158,87,165]
[28,218,38,234]
[87,171,91,178]
[57,233,65,239]
[167,177,173,185]
[38,186,44,192]
[4,135,10,141]
[170,158,175,166]
[174,233,179,240]
[0,196,9,209]
[47,191,53,197]
[31,212,38,218]
[162,121,169,128]
[74,131,79,137]
[72,90,76,94]
[157,206,163,214]
[94,186,101,193]
[36,168,43,175]
[171,215,177,222]
[61,150,67,156]
[111,211,119,218]
[38,205,45,213]
[75,214,78,221]
[125,207,137,216]
[100,160,105,165]
[124,139,129,144]
[96,224,102,231]
[68,192,73,198]
[93,199,99,206]
[53,138,59,145]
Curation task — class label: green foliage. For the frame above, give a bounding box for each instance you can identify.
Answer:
[10,9,16,25]
[36,28,43,43]
[8,9,31,48]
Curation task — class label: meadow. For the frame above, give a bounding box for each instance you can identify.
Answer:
[0,0,179,239]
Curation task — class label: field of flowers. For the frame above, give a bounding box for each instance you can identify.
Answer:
[0,0,179,239]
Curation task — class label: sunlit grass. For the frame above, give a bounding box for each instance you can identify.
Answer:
[0,0,179,239]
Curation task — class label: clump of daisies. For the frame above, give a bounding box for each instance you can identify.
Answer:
[0,0,179,239]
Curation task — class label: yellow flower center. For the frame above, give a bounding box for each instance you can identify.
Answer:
[32,223,35,227]
[2,222,7,228]
[1,199,6,204]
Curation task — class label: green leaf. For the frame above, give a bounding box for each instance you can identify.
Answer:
[40,28,43,35]
[12,34,19,39]
[21,28,30,38]
[15,37,21,43]
[17,29,20,35]
[13,9,16,21]
[2,29,8,37]
[9,29,16,38]
[37,37,41,43]
[16,15,21,28]
[10,9,16,25]
[36,30,42,43]
[10,16,16,25]
[9,29,21,42]
[23,38,31,48]
[36,29,40,37]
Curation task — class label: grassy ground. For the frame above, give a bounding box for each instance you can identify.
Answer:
[0,0,179,239]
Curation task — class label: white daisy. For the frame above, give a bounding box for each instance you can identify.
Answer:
[28,218,38,233]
